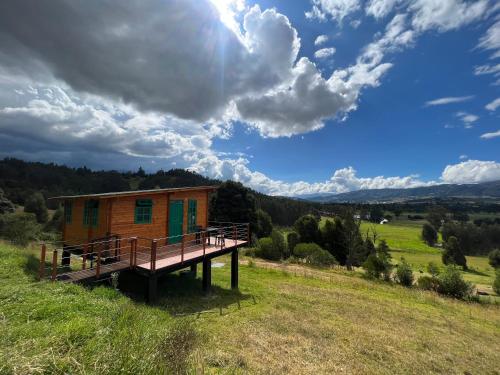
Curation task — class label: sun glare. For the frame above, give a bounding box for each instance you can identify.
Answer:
[209,0,245,37]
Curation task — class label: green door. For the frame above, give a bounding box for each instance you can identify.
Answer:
[169,200,184,244]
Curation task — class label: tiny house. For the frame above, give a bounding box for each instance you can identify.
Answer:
[57,186,217,245]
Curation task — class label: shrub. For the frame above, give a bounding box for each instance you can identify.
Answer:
[293,215,319,243]
[255,209,273,238]
[417,275,440,291]
[293,242,337,267]
[362,253,392,280]
[394,258,414,287]
[436,266,473,299]
[286,231,299,254]
[23,192,48,223]
[493,269,500,295]
[488,249,500,269]
[0,212,41,246]
[426,261,440,277]
[442,236,467,270]
[258,237,280,261]
[422,223,438,246]
[271,229,287,258]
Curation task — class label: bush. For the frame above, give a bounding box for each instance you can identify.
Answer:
[258,237,281,261]
[286,231,299,254]
[417,275,440,291]
[293,242,337,267]
[293,215,319,243]
[255,209,273,238]
[426,261,440,277]
[271,229,287,258]
[442,236,467,270]
[488,249,500,269]
[24,192,48,223]
[422,223,438,246]
[362,253,392,280]
[436,266,473,299]
[493,269,500,295]
[0,212,41,246]
[394,258,414,287]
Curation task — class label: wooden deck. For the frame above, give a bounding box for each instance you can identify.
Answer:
[55,237,247,283]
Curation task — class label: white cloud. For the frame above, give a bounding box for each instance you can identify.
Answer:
[366,0,401,19]
[424,95,474,106]
[314,34,329,46]
[305,0,361,23]
[486,98,500,111]
[480,130,500,139]
[350,19,361,28]
[459,154,468,160]
[455,111,479,127]
[441,160,500,183]
[314,47,336,59]
[477,16,500,59]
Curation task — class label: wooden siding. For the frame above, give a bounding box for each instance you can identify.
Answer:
[62,189,210,246]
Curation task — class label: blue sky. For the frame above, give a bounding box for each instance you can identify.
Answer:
[0,0,499,195]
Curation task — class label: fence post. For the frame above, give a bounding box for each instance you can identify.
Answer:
[202,231,206,256]
[83,244,88,270]
[130,237,137,268]
[233,225,237,247]
[96,245,101,279]
[151,240,157,272]
[220,228,223,250]
[51,250,57,281]
[181,235,185,263]
[39,243,46,279]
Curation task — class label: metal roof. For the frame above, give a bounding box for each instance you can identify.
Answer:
[49,185,218,200]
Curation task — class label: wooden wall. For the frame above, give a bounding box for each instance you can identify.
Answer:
[63,189,210,245]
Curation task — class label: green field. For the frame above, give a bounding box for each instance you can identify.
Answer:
[1,242,500,374]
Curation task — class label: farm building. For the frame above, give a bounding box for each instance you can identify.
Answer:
[41,186,249,302]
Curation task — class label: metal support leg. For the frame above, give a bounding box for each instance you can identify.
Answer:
[202,258,211,293]
[62,247,70,267]
[147,274,158,303]
[231,249,238,289]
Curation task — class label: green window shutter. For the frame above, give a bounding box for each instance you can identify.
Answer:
[83,200,99,227]
[135,199,152,224]
[64,201,72,224]
[188,199,197,233]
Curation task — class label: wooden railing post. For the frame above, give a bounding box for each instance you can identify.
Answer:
[151,240,157,272]
[130,237,137,268]
[202,231,206,256]
[220,228,223,250]
[181,235,185,263]
[39,243,46,279]
[96,245,101,279]
[233,225,237,246]
[82,244,88,270]
[51,250,57,281]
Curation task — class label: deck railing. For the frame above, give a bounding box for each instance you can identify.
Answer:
[39,223,249,281]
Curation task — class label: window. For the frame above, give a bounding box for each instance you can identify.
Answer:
[135,199,152,224]
[187,199,197,233]
[83,200,99,227]
[64,201,72,224]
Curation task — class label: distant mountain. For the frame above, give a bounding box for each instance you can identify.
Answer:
[303,180,500,203]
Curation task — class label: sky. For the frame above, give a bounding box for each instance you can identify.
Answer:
[0,0,499,196]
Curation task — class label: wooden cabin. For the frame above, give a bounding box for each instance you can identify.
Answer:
[55,186,217,245]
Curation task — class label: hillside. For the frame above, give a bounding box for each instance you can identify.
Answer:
[305,180,500,203]
[1,242,499,374]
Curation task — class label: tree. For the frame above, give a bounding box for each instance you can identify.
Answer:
[452,211,469,223]
[293,243,337,267]
[0,188,15,214]
[493,269,500,295]
[436,266,473,299]
[210,181,257,230]
[422,223,438,246]
[293,215,319,243]
[258,237,280,261]
[271,229,287,259]
[136,166,146,177]
[342,211,365,270]
[330,217,348,266]
[287,231,299,254]
[255,209,273,238]
[362,253,392,280]
[442,236,467,270]
[426,205,448,231]
[369,206,384,223]
[394,258,414,287]
[0,212,40,246]
[488,249,500,269]
[392,207,403,219]
[24,192,48,223]
[426,262,440,277]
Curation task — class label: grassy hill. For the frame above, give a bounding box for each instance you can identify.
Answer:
[1,242,499,374]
